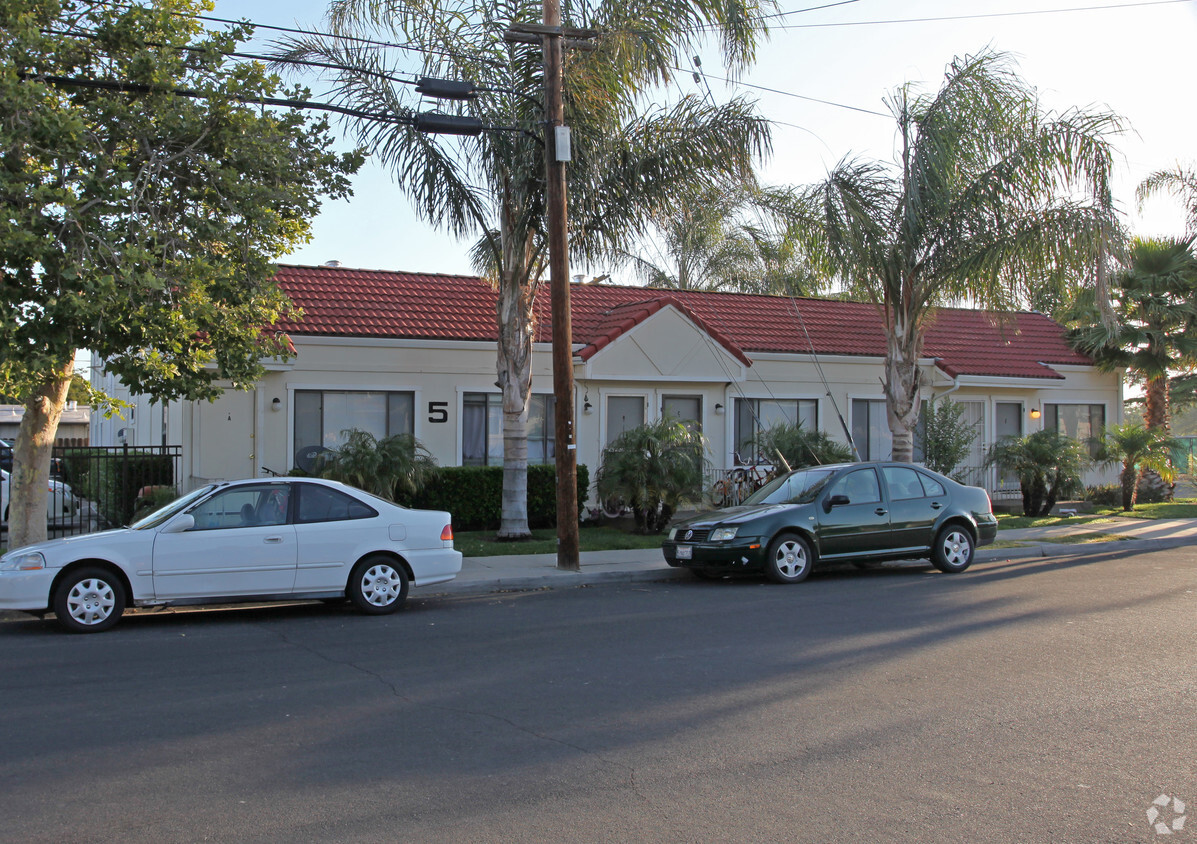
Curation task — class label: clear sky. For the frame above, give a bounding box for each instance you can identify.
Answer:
[210,0,1197,280]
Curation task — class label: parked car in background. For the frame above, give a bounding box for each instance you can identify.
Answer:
[1,468,77,528]
[0,438,65,477]
[663,462,997,583]
[0,477,461,632]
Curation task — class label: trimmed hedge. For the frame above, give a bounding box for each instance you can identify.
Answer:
[403,464,589,532]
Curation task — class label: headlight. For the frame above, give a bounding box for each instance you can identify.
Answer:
[0,551,46,571]
[710,526,739,542]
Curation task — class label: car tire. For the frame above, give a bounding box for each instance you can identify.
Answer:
[347,555,410,615]
[932,525,974,573]
[764,532,812,584]
[52,567,126,633]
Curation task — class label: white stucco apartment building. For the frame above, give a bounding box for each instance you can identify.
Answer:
[91,264,1122,499]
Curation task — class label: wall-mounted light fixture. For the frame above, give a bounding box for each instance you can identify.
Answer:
[583,400,593,414]
[1030,406,1041,420]
[271,397,282,412]
[714,403,724,415]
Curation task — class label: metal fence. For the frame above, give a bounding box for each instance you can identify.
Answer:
[40,444,183,537]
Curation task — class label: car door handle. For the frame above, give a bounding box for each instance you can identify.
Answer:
[930,502,942,510]
[264,536,284,544]
[874,508,887,516]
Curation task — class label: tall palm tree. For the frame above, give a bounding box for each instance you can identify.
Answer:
[784,50,1122,462]
[278,0,771,539]
[1138,164,1197,235]
[1067,237,1197,433]
[615,181,822,295]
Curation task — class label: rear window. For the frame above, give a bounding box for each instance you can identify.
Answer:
[296,484,378,524]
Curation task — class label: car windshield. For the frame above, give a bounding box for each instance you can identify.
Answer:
[129,484,217,530]
[743,468,837,505]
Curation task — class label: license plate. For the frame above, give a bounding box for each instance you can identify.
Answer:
[676,545,692,560]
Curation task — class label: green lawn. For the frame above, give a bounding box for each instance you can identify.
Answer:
[455,525,665,558]
[996,498,1197,530]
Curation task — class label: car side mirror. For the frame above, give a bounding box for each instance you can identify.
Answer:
[824,494,850,512]
[161,514,195,533]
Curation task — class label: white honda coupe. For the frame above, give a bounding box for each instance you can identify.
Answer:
[0,477,461,633]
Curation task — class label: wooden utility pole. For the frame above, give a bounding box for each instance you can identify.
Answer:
[504,14,594,572]
[544,14,580,572]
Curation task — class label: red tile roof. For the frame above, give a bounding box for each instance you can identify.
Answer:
[273,264,1092,380]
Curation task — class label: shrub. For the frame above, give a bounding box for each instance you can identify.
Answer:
[1084,484,1121,508]
[986,430,1088,516]
[918,398,979,477]
[316,429,438,501]
[751,422,853,471]
[596,419,708,533]
[408,464,589,532]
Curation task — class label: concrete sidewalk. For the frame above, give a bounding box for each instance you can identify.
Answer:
[433,517,1197,598]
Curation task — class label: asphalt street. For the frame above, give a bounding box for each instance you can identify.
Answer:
[2,546,1195,843]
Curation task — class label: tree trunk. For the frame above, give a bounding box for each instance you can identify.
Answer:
[495,272,536,540]
[10,360,74,550]
[883,308,922,463]
[1138,375,1173,501]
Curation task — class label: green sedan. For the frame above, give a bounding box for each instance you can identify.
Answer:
[662,462,999,583]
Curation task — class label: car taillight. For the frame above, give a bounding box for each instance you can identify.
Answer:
[440,524,454,541]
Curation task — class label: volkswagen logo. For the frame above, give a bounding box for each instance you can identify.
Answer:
[684,530,694,540]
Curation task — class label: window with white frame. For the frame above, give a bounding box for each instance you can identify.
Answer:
[463,393,555,466]
[734,398,818,464]
[1045,403,1105,457]
[294,390,414,463]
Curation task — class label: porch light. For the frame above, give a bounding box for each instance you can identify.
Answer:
[1030,407,1041,420]
[715,403,724,415]
[583,401,593,414]
[271,397,282,412]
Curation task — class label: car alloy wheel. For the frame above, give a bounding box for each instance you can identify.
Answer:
[764,532,812,584]
[932,526,974,573]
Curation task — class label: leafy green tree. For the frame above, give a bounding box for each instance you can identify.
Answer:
[278,0,771,539]
[1093,422,1178,511]
[596,419,707,534]
[785,50,1121,462]
[751,421,852,471]
[986,430,1088,517]
[316,429,439,501]
[918,398,979,478]
[0,0,360,548]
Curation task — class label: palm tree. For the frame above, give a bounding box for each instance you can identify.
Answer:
[785,50,1122,462]
[1067,238,1197,433]
[595,418,707,533]
[615,181,823,295]
[1138,165,1197,235]
[278,0,771,539]
[986,429,1088,517]
[751,421,852,471]
[1094,422,1179,511]
[316,429,439,501]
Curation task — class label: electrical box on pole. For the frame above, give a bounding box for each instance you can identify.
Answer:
[554,126,571,162]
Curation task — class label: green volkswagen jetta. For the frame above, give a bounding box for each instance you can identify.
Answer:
[662,461,998,583]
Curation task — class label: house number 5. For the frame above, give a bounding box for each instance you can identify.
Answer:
[428,401,449,423]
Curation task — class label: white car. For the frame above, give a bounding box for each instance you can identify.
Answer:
[1,468,78,527]
[0,477,462,633]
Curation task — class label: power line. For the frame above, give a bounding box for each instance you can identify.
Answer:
[682,67,889,117]
[768,0,1194,30]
